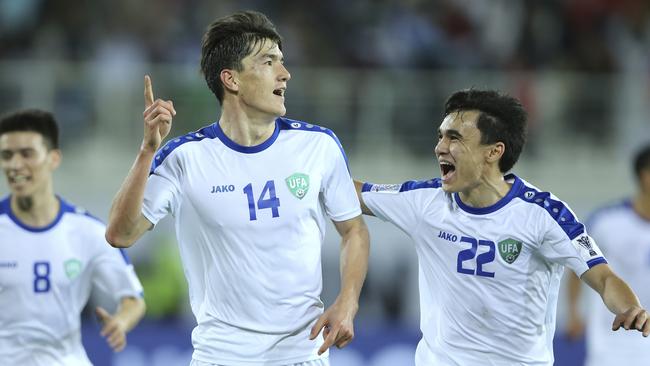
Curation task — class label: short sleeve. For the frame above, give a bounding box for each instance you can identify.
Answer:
[90,244,143,301]
[361,180,440,235]
[142,147,184,225]
[320,135,362,222]
[537,206,607,277]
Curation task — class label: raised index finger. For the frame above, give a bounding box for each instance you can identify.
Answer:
[144,75,154,108]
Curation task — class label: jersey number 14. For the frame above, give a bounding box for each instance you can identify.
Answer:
[243,180,281,221]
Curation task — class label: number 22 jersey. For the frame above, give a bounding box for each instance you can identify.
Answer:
[361,174,606,366]
[143,117,361,365]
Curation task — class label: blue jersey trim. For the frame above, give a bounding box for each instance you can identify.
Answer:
[361,179,441,193]
[212,119,280,154]
[119,249,132,265]
[277,117,351,171]
[453,175,524,215]
[587,257,607,268]
[0,195,75,232]
[399,179,442,192]
[150,124,218,174]
[515,175,585,240]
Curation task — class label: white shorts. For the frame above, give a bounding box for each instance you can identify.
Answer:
[190,357,330,366]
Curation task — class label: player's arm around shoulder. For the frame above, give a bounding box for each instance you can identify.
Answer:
[581,263,650,337]
[96,296,146,352]
[353,180,374,216]
[310,215,370,355]
[106,75,173,248]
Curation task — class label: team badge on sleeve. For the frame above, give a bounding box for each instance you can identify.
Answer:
[498,239,522,264]
[286,173,310,199]
[572,234,602,260]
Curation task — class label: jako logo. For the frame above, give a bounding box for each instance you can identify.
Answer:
[437,230,458,242]
[211,185,235,193]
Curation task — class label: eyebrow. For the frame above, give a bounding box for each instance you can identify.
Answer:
[260,53,283,62]
[438,129,463,139]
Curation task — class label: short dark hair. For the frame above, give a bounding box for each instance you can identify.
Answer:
[444,89,527,173]
[200,10,282,104]
[633,144,650,181]
[0,109,59,150]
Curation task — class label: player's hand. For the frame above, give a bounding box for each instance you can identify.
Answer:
[96,306,129,352]
[565,315,585,340]
[612,305,650,337]
[309,296,358,355]
[142,75,176,153]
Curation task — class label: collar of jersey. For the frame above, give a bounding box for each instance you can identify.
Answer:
[212,119,280,154]
[453,174,523,215]
[3,195,73,232]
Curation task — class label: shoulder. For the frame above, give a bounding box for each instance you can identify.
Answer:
[151,123,219,174]
[59,197,105,229]
[277,117,341,144]
[510,174,584,239]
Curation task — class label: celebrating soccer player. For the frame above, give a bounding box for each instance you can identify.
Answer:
[355,89,649,365]
[0,109,145,365]
[105,10,369,366]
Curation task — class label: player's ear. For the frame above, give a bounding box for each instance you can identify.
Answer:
[48,149,62,170]
[220,69,238,93]
[486,142,505,164]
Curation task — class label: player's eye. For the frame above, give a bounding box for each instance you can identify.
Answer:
[0,151,11,160]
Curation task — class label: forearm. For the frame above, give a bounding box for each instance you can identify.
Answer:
[114,296,146,333]
[105,148,154,247]
[338,222,370,305]
[599,274,641,314]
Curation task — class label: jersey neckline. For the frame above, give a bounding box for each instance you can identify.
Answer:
[453,174,523,215]
[1,195,73,232]
[212,119,280,154]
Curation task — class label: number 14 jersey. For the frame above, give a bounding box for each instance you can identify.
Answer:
[143,118,361,365]
[361,175,606,366]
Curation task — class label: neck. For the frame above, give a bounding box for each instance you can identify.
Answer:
[458,172,511,208]
[632,191,650,221]
[11,187,60,228]
[219,104,277,147]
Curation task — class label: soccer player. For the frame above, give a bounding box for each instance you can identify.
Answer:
[354,89,649,365]
[105,10,369,366]
[565,144,650,366]
[0,109,145,365]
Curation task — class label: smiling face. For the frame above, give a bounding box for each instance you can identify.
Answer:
[231,39,291,118]
[0,131,60,198]
[435,110,497,193]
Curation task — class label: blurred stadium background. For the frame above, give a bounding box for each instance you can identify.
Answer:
[2,0,649,365]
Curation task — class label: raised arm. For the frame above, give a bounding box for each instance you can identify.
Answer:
[581,263,649,337]
[105,75,176,248]
[95,296,146,352]
[353,180,374,216]
[310,214,370,354]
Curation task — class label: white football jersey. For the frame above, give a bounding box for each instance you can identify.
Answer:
[0,196,143,366]
[583,200,650,366]
[143,117,361,365]
[361,174,606,366]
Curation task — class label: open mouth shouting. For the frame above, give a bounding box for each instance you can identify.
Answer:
[272,87,285,98]
[439,160,456,182]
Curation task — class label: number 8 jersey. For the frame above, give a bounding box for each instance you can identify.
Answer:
[361,174,606,366]
[143,117,360,365]
[0,196,143,365]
